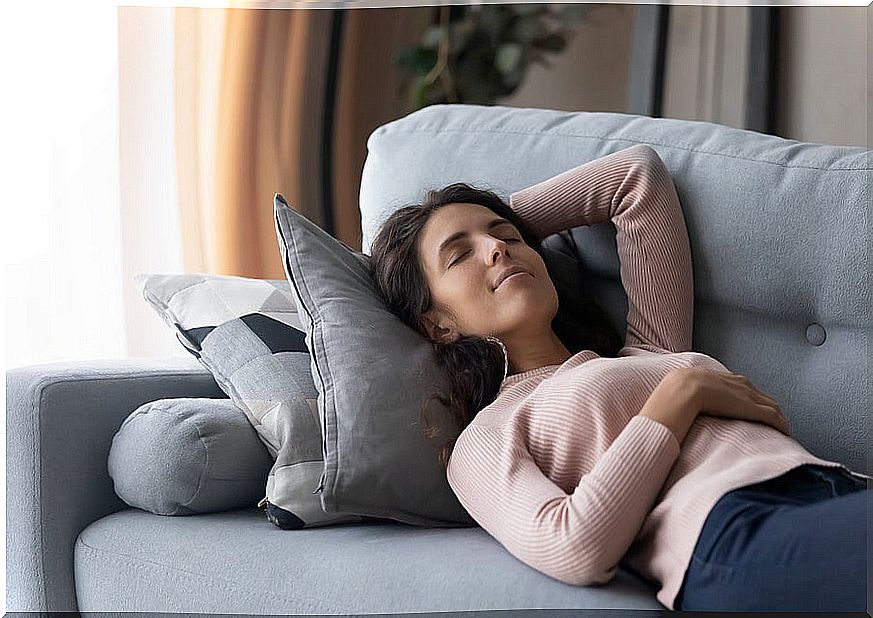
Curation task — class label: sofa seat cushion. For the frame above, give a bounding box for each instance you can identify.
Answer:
[74,508,663,615]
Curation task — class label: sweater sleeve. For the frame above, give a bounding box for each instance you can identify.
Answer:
[508,144,693,353]
[446,414,681,586]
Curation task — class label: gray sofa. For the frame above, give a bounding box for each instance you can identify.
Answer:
[7,104,870,615]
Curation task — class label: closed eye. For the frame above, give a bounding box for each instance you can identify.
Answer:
[448,250,471,268]
[448,238,521,268]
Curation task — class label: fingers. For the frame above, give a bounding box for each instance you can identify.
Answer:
[734,373,778,406]
[759,403,791,435]
[754,390,779,407]
[775,407,791,433]
[709,372,791,436]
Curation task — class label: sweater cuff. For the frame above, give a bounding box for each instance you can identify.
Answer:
[608,414,681,477]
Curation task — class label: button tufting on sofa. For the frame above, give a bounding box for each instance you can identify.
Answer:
[805,323,826,346]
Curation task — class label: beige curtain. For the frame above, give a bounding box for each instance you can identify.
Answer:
[174,7,429,277]
[174,7,331,279]
[174,8,226,274]
[332,8,431,252]
[213,8,333,278]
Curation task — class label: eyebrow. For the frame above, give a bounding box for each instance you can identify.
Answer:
[437,218,515,260]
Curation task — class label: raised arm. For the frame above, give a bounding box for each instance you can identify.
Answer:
[446,414,680,586]
[509,144,693,353]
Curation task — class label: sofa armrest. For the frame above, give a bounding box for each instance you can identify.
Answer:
[6,356,225,612]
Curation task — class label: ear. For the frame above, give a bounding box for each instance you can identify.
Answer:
[422,308,460,344]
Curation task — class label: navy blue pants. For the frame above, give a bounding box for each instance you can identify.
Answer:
[675,464,869,612]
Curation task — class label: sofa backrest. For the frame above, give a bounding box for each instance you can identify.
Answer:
[358,103,870,476]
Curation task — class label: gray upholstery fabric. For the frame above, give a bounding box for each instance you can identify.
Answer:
[6,356,224,612]
[74,507,663,614]
[8,104,871,614]
[108,397,273,515]
[359,104,870,476]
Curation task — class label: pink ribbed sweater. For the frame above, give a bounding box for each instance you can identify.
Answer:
[444,144,868,610]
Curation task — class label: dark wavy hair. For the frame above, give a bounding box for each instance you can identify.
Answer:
[368,183,622,469]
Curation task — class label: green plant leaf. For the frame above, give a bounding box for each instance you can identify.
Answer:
[398,1,592,112]
[422,25,445,49]
[478,6,509,43]
[448,21,474,54]
[504,67,524,89]
[394,47,439,76]
[512,16,547,43]
[394,48,416,73]
[495,43,523,75]
[410,75,429,111]
[533,33,566,53]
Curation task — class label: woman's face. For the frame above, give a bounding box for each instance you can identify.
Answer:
[417,202,559,343]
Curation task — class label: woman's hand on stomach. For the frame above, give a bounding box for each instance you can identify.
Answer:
[677,367,791,436]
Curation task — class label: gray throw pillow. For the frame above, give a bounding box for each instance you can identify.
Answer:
[274,192,477,527]
[134,272,365,529]
[108,397,273,515]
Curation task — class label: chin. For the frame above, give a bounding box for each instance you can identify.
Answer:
[504,298,556,328]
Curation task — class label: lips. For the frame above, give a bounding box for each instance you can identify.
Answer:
[493,265,530,290]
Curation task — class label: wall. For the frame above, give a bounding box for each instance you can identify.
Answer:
[496,4,869,148]
[775,6,868,147]
[499,4,635,113]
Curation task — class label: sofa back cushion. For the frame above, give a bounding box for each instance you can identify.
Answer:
[358,103,870,475]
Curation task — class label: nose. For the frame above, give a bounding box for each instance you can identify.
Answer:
[487,237,510,264]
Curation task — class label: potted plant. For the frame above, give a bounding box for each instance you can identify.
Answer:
[394,3,591,110]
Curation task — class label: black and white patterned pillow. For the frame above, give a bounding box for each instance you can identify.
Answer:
[134,272,364,529]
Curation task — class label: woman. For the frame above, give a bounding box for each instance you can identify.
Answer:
[367,144,869,612]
